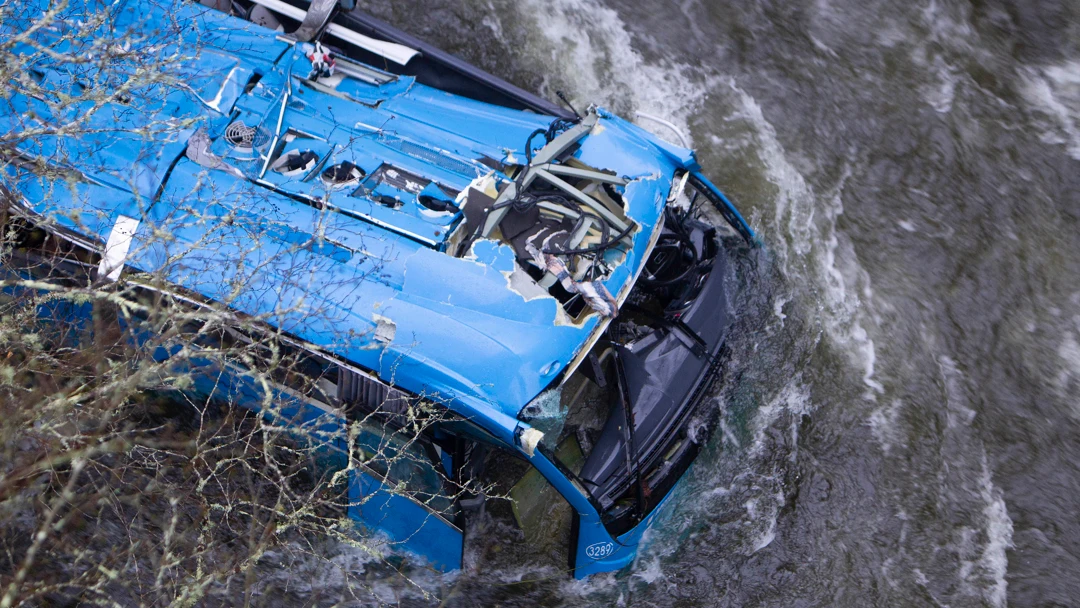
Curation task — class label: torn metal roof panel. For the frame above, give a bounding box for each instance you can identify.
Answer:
[0,0,698,424]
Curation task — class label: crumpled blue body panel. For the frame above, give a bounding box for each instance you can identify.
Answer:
[0,0,738,578]
[0,0,694,424]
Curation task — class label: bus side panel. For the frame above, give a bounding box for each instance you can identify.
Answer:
[348,472,464,571]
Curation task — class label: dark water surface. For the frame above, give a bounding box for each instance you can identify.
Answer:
[296,0,1080,605]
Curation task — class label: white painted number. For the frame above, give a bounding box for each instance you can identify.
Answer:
[585,541,614,560]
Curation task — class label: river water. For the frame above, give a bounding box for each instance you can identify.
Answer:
[293,0,1080,605]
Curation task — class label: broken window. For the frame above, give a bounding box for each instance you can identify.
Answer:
[351,418,457,516]
[426,417,576,569]
[515,172,736,536]
[449,117,638,321]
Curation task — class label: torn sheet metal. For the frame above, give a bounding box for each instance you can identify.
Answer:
[185,127,245,178]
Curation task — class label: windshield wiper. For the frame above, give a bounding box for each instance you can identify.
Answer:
[613,349,647,522]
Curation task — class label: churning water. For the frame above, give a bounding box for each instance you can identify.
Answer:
[279,0,1080,604]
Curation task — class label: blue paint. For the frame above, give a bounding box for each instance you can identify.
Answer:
[690,171,759,244]
[0,0,755,577]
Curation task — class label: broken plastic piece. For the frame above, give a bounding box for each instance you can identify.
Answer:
[372,314,396,344]
[185,127,245,178]
[516,427,544,457]
[97,215,140,281]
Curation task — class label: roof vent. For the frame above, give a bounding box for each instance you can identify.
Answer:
[417,194,456,213]
[373,194,403,208]
[224,120,269,151]
[271,150,319,177]
[320,162,364,188]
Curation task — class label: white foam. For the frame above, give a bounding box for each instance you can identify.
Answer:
[917,51,958,113]
[978,458,1014,608]
[246,540,430,605]
[955,452,1014,608]
[750,380,811,457]
[630,555,666,585]
[911,0,979,114]
[718,416,741,449]
[868,398,904,454]
[938,355,977,428]
[729,87,885,397]
[511,0,713,144]
[1057,330,1080,417]
[924,342,1014,607]
[1020,60,1080,160]
[706,484,732,499]
[773,295,789,325]
[751,518,777,553]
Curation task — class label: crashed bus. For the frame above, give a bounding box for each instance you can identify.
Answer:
[0,0,756,577]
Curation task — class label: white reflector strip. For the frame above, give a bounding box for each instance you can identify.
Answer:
[247,0,420,65]
[97,215,140,281]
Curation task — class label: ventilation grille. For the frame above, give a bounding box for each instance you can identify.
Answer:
[224,121,270,151]
[337,368,410,416]
[378,135,482,178]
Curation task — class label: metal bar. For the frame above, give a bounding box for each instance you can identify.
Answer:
[478,180,518,237]
[612,350,646,522]
[568,214,592,249]
[633,111,690,148]
[333,56,396,85]
[246,0,420,65]
[481,112,596,236]
[259,89,290,179]
[539,163,628,186]
[533,168,630,233]
[478,112,633,240]
[529,113,597,165]
[292,0,335,41]
[324,22,419,65]
[535,199,581,221]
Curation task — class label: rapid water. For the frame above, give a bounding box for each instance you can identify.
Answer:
[282,0,1080,604]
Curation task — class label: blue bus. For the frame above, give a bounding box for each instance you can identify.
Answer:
[0,0,755,578]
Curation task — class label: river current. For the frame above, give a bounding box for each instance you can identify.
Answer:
[271,0,1080,605]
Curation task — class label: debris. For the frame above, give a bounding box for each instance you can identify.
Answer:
[372,314,396,345]
[97,215,140,281]
[306,41,336,80]
[526,243,619,318]
[185,127,244,178]
[517,427,544,457]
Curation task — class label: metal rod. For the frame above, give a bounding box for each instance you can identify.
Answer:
[613,350,646,522]
[634,111,690,148]
[246,0,420,65]
[533,168,630,233]
[538,163,628,186]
